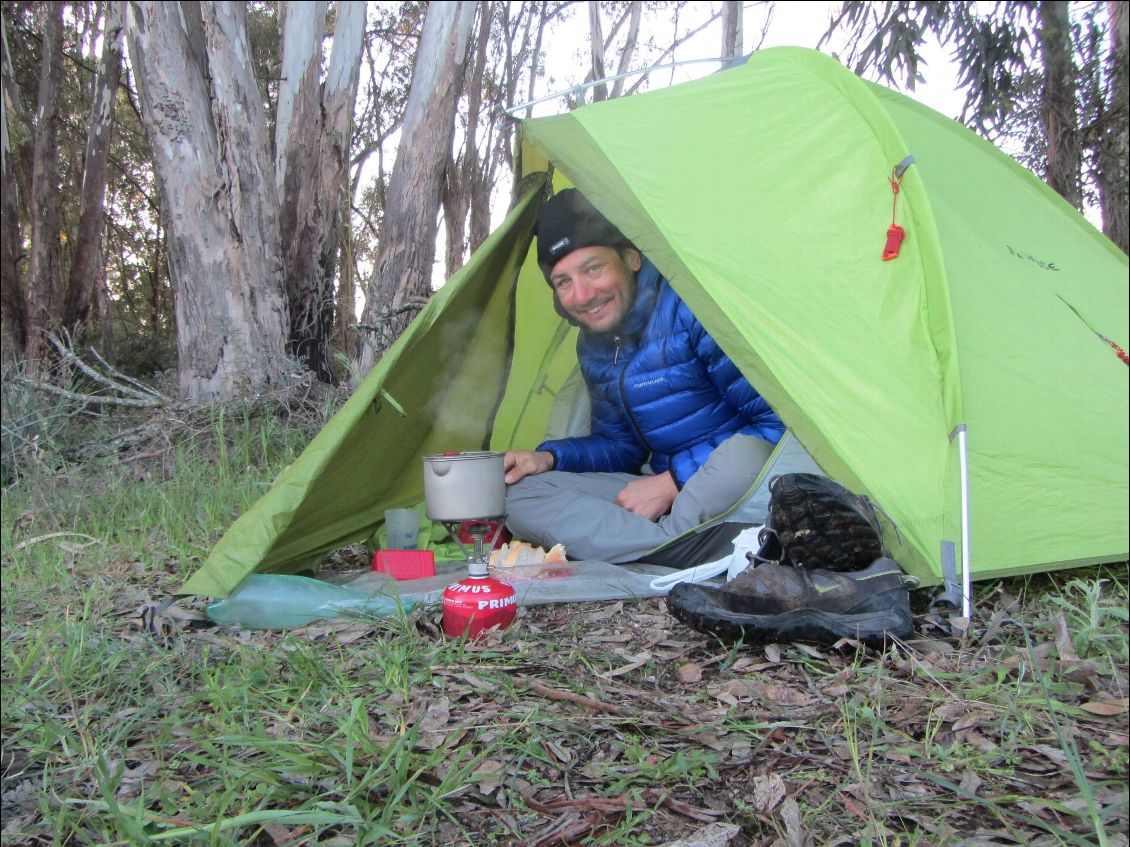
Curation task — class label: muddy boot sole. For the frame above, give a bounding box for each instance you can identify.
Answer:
[769,473,884,571]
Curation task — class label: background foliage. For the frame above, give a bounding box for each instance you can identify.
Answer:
[3,1,1121,395]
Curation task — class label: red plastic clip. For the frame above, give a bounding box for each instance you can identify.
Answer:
[1108,338,1130,366]
[883,162,909,261]
[882,224,905,261]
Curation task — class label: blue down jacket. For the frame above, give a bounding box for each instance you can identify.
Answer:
[537,259,784,487]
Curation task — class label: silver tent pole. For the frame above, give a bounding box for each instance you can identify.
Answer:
[505,56,746,117]
[956,426,973,619]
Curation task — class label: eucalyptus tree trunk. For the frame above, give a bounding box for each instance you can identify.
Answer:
[587,1,608,102]
[607,2,641,99]
[1100,0,1127,253]
[443,1,492,279]
[0,10,27,360]
[355,1,476,376]
[447,1,551,273]
[583,3,642,102]
[1037,1,1082,209]
[125,1,289,401]
[275,0,365,383]
[503,1,551,200]
[64,0,124,338]
[475,0,551,246]
[23,1,63,370]
[722,0,743,57]
[0,127,21,359]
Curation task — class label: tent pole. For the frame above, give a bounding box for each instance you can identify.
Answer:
[505,56,746,117]
[956,426,972,619]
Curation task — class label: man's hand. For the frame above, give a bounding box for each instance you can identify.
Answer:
[504,450,555,484]
[615,472,678,521]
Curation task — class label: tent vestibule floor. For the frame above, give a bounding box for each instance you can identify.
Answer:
[336,559,678,606]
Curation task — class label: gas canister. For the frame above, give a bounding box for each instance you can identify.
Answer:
[441,571,516,639]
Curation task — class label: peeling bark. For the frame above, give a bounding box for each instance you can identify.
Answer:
[276,1,329,379]
[23,1,64,369]
[64,0,124,338]
[355,1,476,376]
[125,0,289,401]
[276,0,365,383]
[444,1,492,279]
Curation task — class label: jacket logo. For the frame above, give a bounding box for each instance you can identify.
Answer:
[550,237,571,256]
[633,377,666,390]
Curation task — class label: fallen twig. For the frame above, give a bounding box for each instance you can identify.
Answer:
[84,342,168,401]
[522,792,633,814]
[517,677,633,715]
[117,448,168,464]
[13,532,101,551]
[11,375,164,408]
[47,331,169,403]
[529,810,605,847]
[659,795,723,823]
[521,788,721,824]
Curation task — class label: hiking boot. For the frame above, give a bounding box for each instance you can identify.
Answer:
[760,473,885,572]
[666,557,913,647]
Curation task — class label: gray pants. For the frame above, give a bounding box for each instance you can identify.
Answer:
[505,434,774,563]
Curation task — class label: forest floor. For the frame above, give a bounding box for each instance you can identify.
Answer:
[1,401,1127,846]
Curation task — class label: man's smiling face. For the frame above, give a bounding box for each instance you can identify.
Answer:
[549,245,641,333]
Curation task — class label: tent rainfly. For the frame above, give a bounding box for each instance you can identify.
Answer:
[182,48,1129,607]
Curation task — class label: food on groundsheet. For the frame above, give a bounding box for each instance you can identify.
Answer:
[488,541,566,569]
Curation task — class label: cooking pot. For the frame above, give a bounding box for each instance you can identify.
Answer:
[422,451,506,521]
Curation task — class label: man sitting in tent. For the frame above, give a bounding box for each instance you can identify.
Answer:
[502,190,916,646]
[502,189,785,565]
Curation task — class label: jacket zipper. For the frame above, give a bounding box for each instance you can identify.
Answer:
[616,337,654,453]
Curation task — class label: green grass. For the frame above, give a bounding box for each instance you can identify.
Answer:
[2,407,1127,845]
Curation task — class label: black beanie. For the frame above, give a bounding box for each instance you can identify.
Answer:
[536,189,633,282]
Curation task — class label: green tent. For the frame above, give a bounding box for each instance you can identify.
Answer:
[182,47,1128,600]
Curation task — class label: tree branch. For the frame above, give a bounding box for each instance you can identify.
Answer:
[352,298,430,335]
[623,11,724,98]
[11,375,163,407]
[46,331,168,402]
[84,343,167,400]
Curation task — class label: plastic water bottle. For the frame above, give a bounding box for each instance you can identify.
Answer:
[207,574,413,630]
